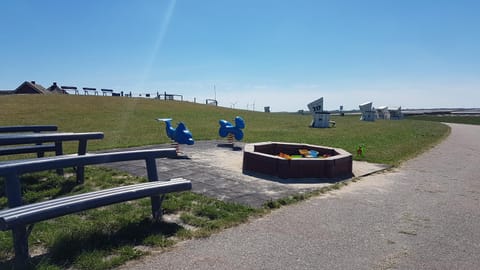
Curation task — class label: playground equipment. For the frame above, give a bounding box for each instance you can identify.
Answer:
[157,118,194,153]
[219,116,245,144]
[243,142,352,179]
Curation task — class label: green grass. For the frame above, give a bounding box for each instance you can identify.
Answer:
[408,115,480,125]
[0,95,450,165]
[0,168,261,269]
[0,95,455,269]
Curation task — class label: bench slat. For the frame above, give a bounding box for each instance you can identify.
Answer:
[0,132,104,146]
[0,178,181,215]
[0,148,176,175]
[0,144,56,156]
[0,125,58,133]
[0,178,191,230]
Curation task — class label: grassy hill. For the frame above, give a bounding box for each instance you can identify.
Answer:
[1,94,449,165]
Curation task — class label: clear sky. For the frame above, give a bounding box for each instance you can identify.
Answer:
[1,0,479,112]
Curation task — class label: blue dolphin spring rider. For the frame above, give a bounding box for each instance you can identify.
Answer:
[218,116,245,145]
[157,118,194,154]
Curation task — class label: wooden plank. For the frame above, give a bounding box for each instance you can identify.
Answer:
[0,148,176,175]
[0,144,56,156]
[0,178,191,230]
[0,132,104,146]
[0,125,57,133]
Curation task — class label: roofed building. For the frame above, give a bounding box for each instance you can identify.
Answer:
[0,81,70,95]
[14,81,48,94]
[46,82,68,94]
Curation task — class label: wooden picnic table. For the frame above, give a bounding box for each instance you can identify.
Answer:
[0,132,104,183]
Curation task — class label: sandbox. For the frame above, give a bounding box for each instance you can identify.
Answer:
[243,142,352,179]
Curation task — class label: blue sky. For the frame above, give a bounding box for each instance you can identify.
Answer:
[1,0,479,112]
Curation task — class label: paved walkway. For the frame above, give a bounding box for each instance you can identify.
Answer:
[103,140,388,208]
[117,123,480,269]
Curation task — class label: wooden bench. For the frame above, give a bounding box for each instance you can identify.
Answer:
[0,125,58,158]
[0,148,191,267]
[61,86,79,95]
[101,88,114,96]
[82,87,98,96]
[0,131,104,183]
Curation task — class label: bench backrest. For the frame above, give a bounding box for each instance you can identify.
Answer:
[0,148,176,175]
[0,125,58,133]
[0,132,104,146]
[0,148,177,207]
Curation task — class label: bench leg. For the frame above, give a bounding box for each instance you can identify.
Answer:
[12,225,30,268]
[5,175,31,267]
[36,142,45,158]
[54,142,64,176]
[151,194,164,220]
[5,174,23,208]
[76,167,85,185]
[76,140,88,184]
[146,158,163,220]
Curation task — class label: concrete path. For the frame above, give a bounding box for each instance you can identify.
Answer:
[118,123,480,269]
